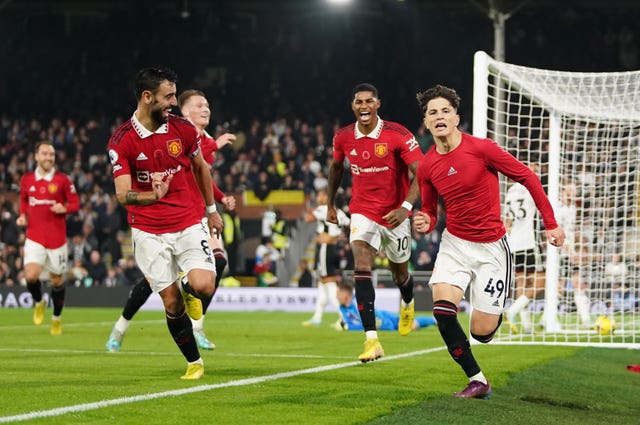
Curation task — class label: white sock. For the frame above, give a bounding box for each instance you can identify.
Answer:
[191,316,204,332]
[114,316,130,334]
[365,330,378,340]
[311,283,329,322]
[508,295,529,316]
[325,281,339,312]
[188,357,204,366]
[469,371,488,385]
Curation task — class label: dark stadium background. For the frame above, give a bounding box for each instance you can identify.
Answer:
[1,0,638,130]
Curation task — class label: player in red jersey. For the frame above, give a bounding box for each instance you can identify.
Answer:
[17,141,80,335]
[178,89,236,348]
[413,85,566,399]
[108,67,222,380]
[327,83,423,362]
[105,89,236,353]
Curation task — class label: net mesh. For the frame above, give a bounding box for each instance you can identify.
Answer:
[474,51,640,347]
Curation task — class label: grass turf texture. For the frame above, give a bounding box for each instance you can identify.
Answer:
[0,308,638,424]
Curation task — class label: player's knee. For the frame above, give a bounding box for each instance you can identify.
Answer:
[470,315,502,343]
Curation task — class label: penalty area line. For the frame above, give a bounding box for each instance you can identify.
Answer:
[0,346,446,423]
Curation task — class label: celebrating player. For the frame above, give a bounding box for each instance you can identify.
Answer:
[327,83,423,362]
[108,67,222,379]
[413,84,565,398]
[105,89,236,353]
[17,142,80,335]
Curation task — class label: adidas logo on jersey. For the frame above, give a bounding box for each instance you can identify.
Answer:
[447,166,457,176]
[29,185,36,192]
[350,148,358,156]
[136,152,148,161]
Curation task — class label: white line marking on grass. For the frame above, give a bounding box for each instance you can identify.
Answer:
[0,346,446,423]
[0,347,353,359]
[0,320,164,331]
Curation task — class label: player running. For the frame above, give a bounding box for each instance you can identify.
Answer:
[327,83,423,362]
[18,142,80,335]
[414,84,565,398]
[106,89,236,353]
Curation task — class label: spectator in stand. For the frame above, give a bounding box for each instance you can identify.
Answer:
[84,249,107,287]
[17,141,80,335]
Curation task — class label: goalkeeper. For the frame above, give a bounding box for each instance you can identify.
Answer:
[336,281,436,331]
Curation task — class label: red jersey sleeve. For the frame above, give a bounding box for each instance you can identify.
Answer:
[481,139,558,230]
[417,157,438,234]
[61,173,80,213]
[213,183,225,202]
[332,134,345,162]
[200,134,218,166]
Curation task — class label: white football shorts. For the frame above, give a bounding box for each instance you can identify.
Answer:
[429,229,512,315]
[23,238,68,276]
[349,213,412,263]
[132,223,216,292]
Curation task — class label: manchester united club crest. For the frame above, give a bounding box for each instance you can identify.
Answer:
[374,143,388,158]
[166,139,182,157]
[47,183,58,194]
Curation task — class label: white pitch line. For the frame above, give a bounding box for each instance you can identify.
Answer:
[0,346,446,423]
[0,320,164,331]
[0,347,354,359]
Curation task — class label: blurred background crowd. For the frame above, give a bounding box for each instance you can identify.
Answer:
[0,0,638,288]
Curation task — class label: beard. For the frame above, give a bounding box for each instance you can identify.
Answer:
[150,107,168,126]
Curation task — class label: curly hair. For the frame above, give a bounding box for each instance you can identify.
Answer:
[416,84,461,114]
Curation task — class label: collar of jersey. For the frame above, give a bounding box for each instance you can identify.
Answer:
[35,168,55,181]
[355,116,383,140]
[131,111,169,139]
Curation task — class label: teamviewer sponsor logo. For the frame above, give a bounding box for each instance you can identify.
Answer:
[28,197,56,206]
[351,164,390,175]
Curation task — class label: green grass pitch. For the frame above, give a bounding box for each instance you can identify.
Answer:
[0,308,638,424]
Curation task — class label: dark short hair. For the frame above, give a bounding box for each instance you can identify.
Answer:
[134,66,178,100]
[352,83,378,100]
[178,89,206,110]
[416,84,461,114]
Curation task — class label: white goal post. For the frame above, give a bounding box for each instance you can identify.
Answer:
[473,50,640,348]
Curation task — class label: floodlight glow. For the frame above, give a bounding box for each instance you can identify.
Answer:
[326,0,352,4]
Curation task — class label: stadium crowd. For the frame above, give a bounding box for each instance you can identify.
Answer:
[0,113,443,288]
[0,2,638,296]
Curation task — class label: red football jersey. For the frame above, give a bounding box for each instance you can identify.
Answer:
[108,113,205,234]
[200,131,218,165]
[417,132,558,243]
[199,131,225,203]
[19,169,80,248]
[333,118,422,226]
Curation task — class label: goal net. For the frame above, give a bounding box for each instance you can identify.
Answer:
[473,51,640,348]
